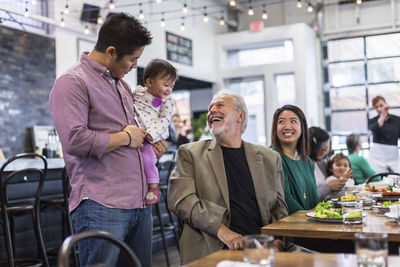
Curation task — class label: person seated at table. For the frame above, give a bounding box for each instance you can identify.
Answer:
[270,105,319,215]
[346,133,380,184]
[325,153,354,200]
[168,90,288,265]
[309,127,346,201]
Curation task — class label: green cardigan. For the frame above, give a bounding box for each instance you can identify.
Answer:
[276,151,320,215]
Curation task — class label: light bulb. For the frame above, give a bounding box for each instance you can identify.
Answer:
[139,10,144,20]
[156,0,162,2]
[262,11,268,20]
[182,3,188,13]
[60,18,66,27]
[180,23,185,31]
[219,18,225,26]
[160,18,166,27]
[297,0,302,8]
[203,13,208,22]
[31,0,36,5]
[97,16,103,24]
[230,0,236,6]
[109,0,115,9]
[307,4,313,13]
[24,8,29,17]
[84,25,90,35]
[248,7,254,16]
[64,4,69,14]
[356,0,362,4]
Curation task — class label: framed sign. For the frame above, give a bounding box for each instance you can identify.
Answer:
[166,31,193,66]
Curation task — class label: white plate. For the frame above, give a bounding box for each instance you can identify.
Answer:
[384,212,398,219]
[305,212,342,223]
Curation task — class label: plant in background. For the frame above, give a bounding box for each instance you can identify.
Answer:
[185,113,211,141]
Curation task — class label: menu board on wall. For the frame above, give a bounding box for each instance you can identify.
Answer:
[166,31,192,66]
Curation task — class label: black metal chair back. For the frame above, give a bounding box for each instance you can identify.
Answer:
[57,230,142,267]
[365,172,400,184]
[0,153,49,267]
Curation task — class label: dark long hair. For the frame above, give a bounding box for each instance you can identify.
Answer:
[271,105,309,161]
[309,127,330,161]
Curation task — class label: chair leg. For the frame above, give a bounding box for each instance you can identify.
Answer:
[155,202,170,267]
[33,206,50,267]
[2,209,15,267]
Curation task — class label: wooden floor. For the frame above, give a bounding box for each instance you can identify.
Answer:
[152,246,180,267]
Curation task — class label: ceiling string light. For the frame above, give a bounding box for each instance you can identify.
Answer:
[262,4,268,20]
[24,1,29,17]
[31,0,36,5]
[203,6,208,22]
[97,15,103,24]
[109,0,115,10]
[180,17,185,31]
[156,0,162,3]
[139,3,144,20]
[297,0,303,8]
[356,0,362,4]
[83,25,90,34]
[229,0,236,6]
[307,3,313,12]
[219,10,225,26]
[182,1,188,13]
[64,0,69,14]
[248,1,254,16]
[60,12,66,27]
[160,12,166,27]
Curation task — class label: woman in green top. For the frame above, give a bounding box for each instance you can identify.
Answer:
[346,134,379,184]
[271,105,319,215]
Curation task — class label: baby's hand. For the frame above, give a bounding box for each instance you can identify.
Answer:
[342,169,352,180]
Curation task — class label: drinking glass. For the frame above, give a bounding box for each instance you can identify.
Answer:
[342,199,363,224]
[389,203,400,226]
[355,233,388,267]
[243,234,274,266]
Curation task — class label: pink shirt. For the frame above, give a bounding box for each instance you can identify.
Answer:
[49,53,147,212]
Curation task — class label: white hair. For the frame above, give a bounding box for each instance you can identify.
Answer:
[213,89,248,133]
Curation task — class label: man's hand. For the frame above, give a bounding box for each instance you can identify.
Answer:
[327,178,346,191]
[152,140,168,158]
[217,224,243,250]
[123,125,145,148]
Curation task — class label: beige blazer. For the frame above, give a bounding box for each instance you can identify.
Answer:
[168,139,288,265]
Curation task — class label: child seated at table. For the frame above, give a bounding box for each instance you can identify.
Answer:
[325,153,354,200]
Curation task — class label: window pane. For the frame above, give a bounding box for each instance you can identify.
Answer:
[329,86,366,110]
[368,83,400,107]
[228,77,265,145]
[327,38,364,62]
[275,74,296,107]
[329,61,365,87]
[331,111,368,134]
[366,33,400,58]
[367,58,400,83]
[227,40,293,67]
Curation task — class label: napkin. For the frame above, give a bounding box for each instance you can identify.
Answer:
[217,261,256,267]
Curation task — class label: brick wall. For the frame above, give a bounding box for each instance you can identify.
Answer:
[0,25,55,158]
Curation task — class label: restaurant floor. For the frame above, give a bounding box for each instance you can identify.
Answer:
[152,246,180,267]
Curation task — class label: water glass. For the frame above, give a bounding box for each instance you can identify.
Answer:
[389,203,400,226]
[355,233,388,267]
[243,234,274,266]
[342,199,363,225]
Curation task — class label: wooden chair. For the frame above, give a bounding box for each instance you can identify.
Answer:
[57,230,142,267]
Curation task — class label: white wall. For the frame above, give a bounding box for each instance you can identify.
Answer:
[215,23,319,146]
[52,0,224,88]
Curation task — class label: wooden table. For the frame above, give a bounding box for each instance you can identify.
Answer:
[261,210,400,242]
[184,250,400,267]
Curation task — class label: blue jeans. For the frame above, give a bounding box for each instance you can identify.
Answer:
[71,200,153,267]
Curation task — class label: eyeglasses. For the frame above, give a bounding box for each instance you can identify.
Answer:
[320,146,330,152]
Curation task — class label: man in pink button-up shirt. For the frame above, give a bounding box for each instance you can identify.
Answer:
[49,13,166,267]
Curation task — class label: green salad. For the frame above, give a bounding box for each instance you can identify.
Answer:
[314,201,342,219]
[382,200,400,208]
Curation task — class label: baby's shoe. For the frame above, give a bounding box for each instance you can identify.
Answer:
[145,187,161,205]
